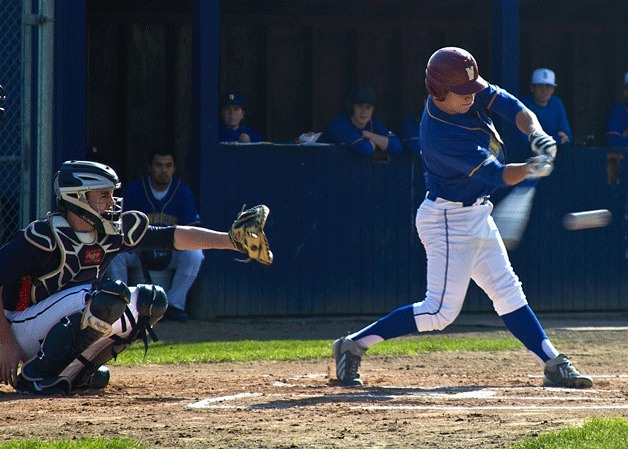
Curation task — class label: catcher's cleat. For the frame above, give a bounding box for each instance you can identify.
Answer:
[15,374,70,396]
[73,366,111,391]
[229,204,273,266]
[543,354,593,388]
[332,336,367,386]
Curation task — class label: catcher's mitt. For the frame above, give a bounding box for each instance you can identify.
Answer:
[229,204,273,265]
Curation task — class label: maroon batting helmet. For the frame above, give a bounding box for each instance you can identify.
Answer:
[425,47,487,101]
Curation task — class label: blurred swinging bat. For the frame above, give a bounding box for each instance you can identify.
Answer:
[492,181,537,250]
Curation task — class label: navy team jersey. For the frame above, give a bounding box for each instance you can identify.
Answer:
[0,211,174,311]
[218,122,263,143]
[123,176,200,226]
[319,114,402,156]
[606,102,628,147]
[419,83,526,203]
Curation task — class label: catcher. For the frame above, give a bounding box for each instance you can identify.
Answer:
[0,159,272,395]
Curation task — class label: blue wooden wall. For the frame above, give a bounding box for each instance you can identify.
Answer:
[191,145,627,319]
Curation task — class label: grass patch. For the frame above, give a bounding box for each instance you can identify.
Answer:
[0,438,146,448]
[110,335,522,365]
[509,417,628,449]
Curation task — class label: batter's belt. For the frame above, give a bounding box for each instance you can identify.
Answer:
[426,192,489,207]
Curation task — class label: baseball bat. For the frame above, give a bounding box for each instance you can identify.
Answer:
[491,180,537,250]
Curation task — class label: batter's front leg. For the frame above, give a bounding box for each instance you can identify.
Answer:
[413,208,477,332]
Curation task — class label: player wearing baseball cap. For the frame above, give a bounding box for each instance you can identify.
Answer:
[521,68,572,147]
[218,91,263,143]
[319,84,402,162]
[605,71,628,146]
[333,47,592,389]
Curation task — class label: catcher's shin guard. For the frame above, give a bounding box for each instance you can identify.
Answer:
[71,284,167,390]
[21,280,131,391]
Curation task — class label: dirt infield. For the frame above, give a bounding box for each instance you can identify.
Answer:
[1,315,626,448]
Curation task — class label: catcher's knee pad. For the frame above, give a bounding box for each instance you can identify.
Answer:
[21,281,130,387]
[81,279,131,335]
[136,283,168,326]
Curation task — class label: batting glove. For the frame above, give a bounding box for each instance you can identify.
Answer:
[529,131,557,161]
[525,154,554,179]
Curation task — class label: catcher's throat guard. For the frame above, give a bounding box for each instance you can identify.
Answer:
[229,204,273,265]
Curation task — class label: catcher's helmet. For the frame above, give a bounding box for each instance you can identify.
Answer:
[53,160,123,235]
[425,47,487,101]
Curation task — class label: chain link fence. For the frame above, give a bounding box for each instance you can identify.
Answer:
[0,0,24,244]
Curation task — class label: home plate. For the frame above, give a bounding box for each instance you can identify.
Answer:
[186,385,627,411]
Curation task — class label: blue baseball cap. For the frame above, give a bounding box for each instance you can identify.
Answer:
[221,92,246,109]
[349,85,377,106]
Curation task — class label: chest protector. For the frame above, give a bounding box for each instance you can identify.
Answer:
[23,211,148,304]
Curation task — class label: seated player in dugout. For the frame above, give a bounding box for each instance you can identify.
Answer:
[606,71,628,147]
[0,158,272,394]
[218,92,263,143]
[520,68,572,148]
[107,146,204,321]
[319,84,402,162]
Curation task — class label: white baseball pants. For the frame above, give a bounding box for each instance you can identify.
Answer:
[412,197,528,332]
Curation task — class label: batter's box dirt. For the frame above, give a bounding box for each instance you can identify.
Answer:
[0,323,626,448]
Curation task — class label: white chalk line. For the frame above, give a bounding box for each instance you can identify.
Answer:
[186,392,263,409]
[355,405,628,411]
[527,374,628,379]
[186,385,627,411]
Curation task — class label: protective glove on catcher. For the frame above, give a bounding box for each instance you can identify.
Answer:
[525,154,554,179]
[529,131,557,161]
[229,204,273,265]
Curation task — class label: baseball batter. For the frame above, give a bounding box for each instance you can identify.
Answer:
[0,158,272,395]
[333,47,592,389]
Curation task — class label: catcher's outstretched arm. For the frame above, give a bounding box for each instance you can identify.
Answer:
[173,227,236,251]
[171,204,273,265]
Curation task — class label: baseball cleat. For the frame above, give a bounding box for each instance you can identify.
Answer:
[15,374,69,395]
[73,366,111,390]
[543,354,593,388]
[332,336,367,386]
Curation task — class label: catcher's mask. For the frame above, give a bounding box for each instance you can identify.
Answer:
[53,160,123,235]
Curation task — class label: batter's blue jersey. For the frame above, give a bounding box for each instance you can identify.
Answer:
[419,83,526,203]
[123,177,200,226]
[319,114,402,156]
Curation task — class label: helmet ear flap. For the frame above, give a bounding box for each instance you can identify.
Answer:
[425,78,447,102]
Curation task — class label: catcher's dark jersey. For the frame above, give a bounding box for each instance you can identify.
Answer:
[0,210,175,311]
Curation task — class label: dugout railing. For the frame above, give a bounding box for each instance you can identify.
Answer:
[190,144,627,319]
